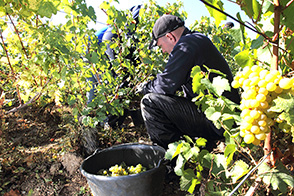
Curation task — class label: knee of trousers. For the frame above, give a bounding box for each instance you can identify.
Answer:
[140,92,162,109]
[140,93,163,104]
[140,93,161,120]
[140,93,152,121]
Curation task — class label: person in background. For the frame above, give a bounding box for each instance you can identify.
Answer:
[83,5,142,127]
[85,25,109,105]
[137,15,240,150]
[223,21,234,29]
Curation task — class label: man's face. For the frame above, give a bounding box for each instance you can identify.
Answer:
[156,33,176,54]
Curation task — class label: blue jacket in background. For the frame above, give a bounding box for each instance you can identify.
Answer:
[95,26,109,44]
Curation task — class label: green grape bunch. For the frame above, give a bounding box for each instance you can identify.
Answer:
[98,162,147,177]
[232,65,294,145]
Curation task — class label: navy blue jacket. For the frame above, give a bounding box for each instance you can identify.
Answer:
[143,28,240,104]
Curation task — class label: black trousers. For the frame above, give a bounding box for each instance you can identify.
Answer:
[140,93,224,149]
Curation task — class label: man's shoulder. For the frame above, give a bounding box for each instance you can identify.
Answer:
[185,31,208,40]
[181,32,214,52]
[178,31,210,47]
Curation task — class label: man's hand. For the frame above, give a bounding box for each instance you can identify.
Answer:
[135,81,148,94]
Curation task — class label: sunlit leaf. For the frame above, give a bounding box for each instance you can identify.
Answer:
[165,141,183,160]
[99,1,111,11]
[183,135,194,144]
[252,0,261,21]
[28,0,43,11]
[224,143,236,166]
[196,138,207,147]
[229,160,249,183]
[191,66,203,93]
[205,107,221,121]
[212,76,230,96]
[234,49,253,67]
[175,154,185,176]
[204,0,226,26]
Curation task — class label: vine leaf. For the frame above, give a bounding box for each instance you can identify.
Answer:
[85,52,99,64]
[180,169,201,194]
[0,2,5,17]
[251,0,261,21]
[280,0,294,30]
[270,93,294,125]
[270,92,294,113]
[202,78,217,95]
[165,141,182,160]
[236,13,246,45]
[224,143,236,166]
[100,1,111,10]
[204,0,226,27]
[196,137,207,147]
[234,49,254,67]
[258,162,294,193]
[183,135,194,144]
[212,76,230,96]
[191,66,203,94]
[205,190,229,196]
[250,35,264,49]
[175,153,185,176]
[38,1,58,18]
[230,28,243,44]
[205,107,221,121]
[28,0,43,11]
[203,154,227,180]
[228,160,249,183]
[238,0,261,20]
[279,109,294,126]
[87,6,96,21]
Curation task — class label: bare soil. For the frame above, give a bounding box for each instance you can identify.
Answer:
[0,104,188,196]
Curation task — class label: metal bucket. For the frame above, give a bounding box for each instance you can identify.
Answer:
[80,143,166,196]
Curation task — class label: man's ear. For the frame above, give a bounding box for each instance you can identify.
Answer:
[165,33,175,41]
[166,33,175,42]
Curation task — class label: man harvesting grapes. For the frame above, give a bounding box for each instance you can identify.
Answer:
[137,15,241,149]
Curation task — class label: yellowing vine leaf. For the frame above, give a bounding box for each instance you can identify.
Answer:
[228,160,249,183]
[191,66,203,94]
[234,49,254,67]
[204,0,226,26]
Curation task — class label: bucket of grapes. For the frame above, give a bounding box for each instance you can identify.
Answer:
[80,143,166,196]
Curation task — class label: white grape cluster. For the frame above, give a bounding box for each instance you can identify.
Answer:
[232,65,294,145]
[99,163,147,176]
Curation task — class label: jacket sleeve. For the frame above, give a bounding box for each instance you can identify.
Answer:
[142,40,198,95]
